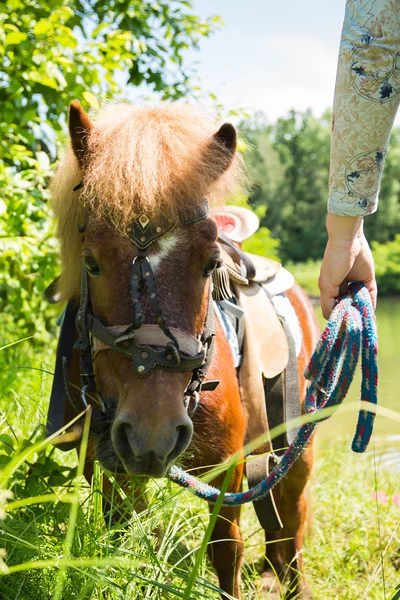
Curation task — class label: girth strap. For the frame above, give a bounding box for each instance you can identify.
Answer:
[265,316,301,454]
[246,453,283,531]
[246,297,302,533]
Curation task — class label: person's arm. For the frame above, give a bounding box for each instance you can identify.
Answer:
[319,0,400,318]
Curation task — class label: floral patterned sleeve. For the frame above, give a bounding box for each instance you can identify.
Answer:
[328,0,400,216]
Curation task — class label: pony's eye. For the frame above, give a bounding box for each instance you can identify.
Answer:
[83,252,102,278]
[203,256,221,278]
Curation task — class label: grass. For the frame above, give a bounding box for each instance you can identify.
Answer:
[0,340,399,599]
[285,261,321,298]
[285,252,400,300]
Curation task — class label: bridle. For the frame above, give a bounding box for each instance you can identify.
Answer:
[69,186,219,436]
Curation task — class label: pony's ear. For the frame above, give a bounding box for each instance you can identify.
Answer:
[214,123,237,154]
[209,123,237,177]
[69,100,93,166]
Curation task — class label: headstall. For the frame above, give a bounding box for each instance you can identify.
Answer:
[67,185,219,437]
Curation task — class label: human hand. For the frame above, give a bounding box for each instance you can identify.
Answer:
[318,214,377,319]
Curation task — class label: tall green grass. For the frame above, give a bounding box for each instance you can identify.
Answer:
[0,340,399,599]
[286,261,321,297]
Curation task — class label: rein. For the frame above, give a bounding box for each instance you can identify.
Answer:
[166,282,378,505]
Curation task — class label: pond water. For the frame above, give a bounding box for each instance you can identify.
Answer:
[315,296,400,470]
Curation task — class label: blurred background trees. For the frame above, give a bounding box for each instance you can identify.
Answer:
[240,110,331,263]
[2,0,400,347]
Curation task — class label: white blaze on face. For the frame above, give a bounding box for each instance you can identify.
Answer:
[148,232,181,272]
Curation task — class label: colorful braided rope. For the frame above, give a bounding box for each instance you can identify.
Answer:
[167,282,378,505]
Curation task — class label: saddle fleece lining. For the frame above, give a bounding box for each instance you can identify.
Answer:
[216,294,303,366]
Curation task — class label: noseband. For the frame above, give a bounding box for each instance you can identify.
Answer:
[69,191,219,435]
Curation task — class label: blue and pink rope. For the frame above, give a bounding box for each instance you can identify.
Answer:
[167,282,378,505]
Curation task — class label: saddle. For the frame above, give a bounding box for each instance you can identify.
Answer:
[214,208,301,532]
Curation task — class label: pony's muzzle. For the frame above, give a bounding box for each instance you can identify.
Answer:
[111,412,193,477]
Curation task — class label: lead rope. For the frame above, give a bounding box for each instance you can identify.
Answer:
[167,282,378,505]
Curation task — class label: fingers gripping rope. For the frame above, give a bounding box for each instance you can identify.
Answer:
[167,282,378,506]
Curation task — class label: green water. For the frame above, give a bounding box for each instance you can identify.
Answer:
[373,297,400,428]
[315,296,400,469]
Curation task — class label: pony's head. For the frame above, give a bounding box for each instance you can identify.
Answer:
[51,101,243,477]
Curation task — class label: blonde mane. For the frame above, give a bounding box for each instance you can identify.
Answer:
[51,102,244,300]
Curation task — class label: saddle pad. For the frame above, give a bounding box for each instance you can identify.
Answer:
[270,294,303,357]
[214,302,241,367]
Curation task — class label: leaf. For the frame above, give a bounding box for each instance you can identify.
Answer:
[82,91,99,110]
[53,29,77,49]
[49,6,74,24]
[0,434,15,454]
[0,455,11,468]
[28,70,59,90]
[33,20,53,36]
[390,584,400,600]
[5,30,27,45]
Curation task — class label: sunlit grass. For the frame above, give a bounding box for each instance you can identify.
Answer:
[0,340,399,599]
[286,260,322,297]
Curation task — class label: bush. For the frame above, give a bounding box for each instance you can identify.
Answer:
[373,235,400,294]
[0,0,219,347]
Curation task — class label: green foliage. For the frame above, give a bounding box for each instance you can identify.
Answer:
[365,128,400,244]
[0,0,219,345]
[242,226,280,260]
[373,235,400,294]
[285,260,321,297]
[0,150,57,347]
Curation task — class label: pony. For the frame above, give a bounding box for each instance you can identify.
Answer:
[49,100,319,599]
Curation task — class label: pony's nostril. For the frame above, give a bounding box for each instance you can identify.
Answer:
[113,421,142,460]
[169,423,193,461]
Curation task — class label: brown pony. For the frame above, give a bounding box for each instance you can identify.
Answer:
[50,101,319,599]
